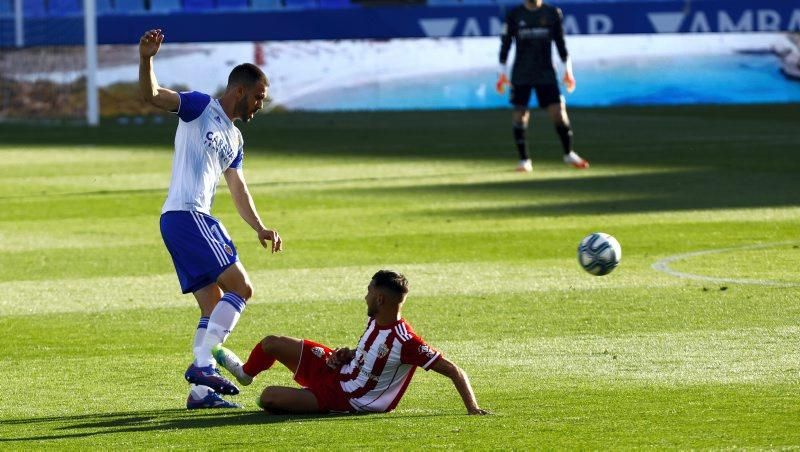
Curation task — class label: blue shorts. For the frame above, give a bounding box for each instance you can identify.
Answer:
[160,211,239,294]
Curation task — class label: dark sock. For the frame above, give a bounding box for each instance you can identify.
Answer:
[555,123,573,155]
[513,124,529,160]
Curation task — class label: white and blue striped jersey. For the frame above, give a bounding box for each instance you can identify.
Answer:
[162,91,244,215]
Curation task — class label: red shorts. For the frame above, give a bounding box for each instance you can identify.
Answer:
[294,340,356,413]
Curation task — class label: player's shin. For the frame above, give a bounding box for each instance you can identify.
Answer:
[555,123,573,154]
[513,123,529,160]
[196,292,246,367]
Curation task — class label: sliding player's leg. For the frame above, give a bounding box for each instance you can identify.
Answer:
[215,335,304,385]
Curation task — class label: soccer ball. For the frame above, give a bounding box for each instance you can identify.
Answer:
[578,232,622,276]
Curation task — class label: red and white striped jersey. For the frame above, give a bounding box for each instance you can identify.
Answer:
[338,317,442,413]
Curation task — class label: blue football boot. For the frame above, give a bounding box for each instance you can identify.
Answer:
[186,385,241,410]
[184,363,240,395]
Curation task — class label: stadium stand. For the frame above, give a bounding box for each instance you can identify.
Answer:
[150,0,183,13]
[114,0,147,13]
[183,0,215,11]
[252,0,283,10]
[319,0,352,8]
[0,0,12,17]
[284,0,319,9]
[24,0,48,17]
[49,0,83,16]
[3,0,679,18]
[427,0,493,5]
[97,0,114,13]
[217,0,251,10]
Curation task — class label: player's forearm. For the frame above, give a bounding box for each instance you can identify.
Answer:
[499,37,512,65]
[232,188,267,233]
[138,57,161,103]
[450,366,481,413]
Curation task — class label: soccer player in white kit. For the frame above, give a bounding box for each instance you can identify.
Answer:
[139,29,282,409]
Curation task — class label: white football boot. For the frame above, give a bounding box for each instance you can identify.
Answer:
[211,344,253,386]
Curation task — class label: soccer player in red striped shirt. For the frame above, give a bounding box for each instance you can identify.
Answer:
[212,270,489,415]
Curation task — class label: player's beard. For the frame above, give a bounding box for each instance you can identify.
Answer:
[236,96,251,122]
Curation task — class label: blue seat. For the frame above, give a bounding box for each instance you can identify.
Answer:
[49,0,83,16]
[427,0,462,5]
[24,0,47,17]
[283,0,316,9]
[149,0,182,13]
[217,0,250,9]
[115,0,146,13]
[252,0,281,9]
[183,0,215,11]
[97,0,114,13]
[318,0,351,8]
[0,0,13,17]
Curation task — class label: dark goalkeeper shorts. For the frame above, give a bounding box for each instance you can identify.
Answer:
[510,83,564,109]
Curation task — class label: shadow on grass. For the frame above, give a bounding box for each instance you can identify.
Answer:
[346,168,800,216]
[0,408,443,442]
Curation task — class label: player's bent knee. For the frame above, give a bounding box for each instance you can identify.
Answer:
[241,283,253,301]
[261,335,283,352]
[259,387,281,411]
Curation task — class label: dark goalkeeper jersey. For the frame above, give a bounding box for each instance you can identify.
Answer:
[499,2,568,85]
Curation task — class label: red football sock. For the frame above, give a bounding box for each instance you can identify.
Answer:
[242,342,276,378]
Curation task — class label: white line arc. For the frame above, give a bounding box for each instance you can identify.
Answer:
[652,241,800,288]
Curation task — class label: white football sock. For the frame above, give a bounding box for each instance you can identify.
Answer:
[192,316,209,364]
[195,293,246,367]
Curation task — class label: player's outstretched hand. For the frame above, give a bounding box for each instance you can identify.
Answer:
[140,29,164,59]
[258,228,283,253]
[468,407,491,415]
[563,71,576,93]
[495,63,510,95]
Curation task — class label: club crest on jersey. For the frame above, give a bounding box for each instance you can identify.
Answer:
[377,343,390,359]
[418,345,435,358]
[311,346,326,358]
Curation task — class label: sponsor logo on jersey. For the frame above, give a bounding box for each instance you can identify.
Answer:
[204,131,237,164]
[359,369,381,383]
[518,27,550,39]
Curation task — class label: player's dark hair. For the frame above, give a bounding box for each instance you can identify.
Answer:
[372,270,409,301]
[227,63,269,89]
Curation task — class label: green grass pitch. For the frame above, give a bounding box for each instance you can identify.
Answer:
[1,105,798,449]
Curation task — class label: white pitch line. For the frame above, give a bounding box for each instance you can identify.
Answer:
[651,241,800,287]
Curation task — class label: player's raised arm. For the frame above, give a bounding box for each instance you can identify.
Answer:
[430,357,489,415]
[138,29,180,112]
